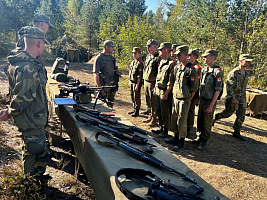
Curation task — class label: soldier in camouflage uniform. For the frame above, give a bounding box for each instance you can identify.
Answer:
[196,49,223,150]
[0,27,51,178]
[142,39,160,126]
[93,40,121,103]
[128,47,143,117]
[187,48,202,138]
[213,54,253,141]
[171,44,179,61]
[151,43,175,138]
[165,45,198,150]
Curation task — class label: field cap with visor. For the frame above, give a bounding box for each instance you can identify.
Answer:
[146,39,159,46]
[158,42,172,50]
[202,49,219,57]
[103,40,116,47]
[189,48,200,57]
[239,54,253,61]
[174,45,189,55]
[34,14,55,28]
[132,47,141,53]
[171,44,179,50]
[24,27,51,45]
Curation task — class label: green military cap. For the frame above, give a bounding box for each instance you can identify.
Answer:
[239,54,253,61]
[202,49,219,57]
[158,42,172,50]
[132,47,141,53]
[174,45,189,55]
[103,40,116,47]
[171,44,179,50]
[189,48,200,56]
[34,14,55,28]
[24,27,51,45]
[146,39,159,46]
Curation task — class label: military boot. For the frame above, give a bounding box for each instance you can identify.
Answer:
[165,134,179,145]
[197,139,207,150]
[142,115,152,123]
[158,128,168,138]
[127,109,135,115]
[173,138,185,151]
[141,109,150,115]
[131,109,139,117]
[232,130,246,141]
[147,117,158,127]
[151,126,163,134]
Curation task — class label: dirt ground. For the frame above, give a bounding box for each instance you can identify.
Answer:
[1,57,267,199]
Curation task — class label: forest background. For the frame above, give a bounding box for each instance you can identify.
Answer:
[0,0,266,87]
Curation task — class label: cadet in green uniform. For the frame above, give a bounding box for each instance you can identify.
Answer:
[128,47,143,117]
[213,54,253,141]
[187,48,201,138]
[151,42,175,138]
[171,44,179,61]
[0,27,51,178]
[142,39,160,126]
[93,40,121,103]
[197,49,223,150]
[165,45,198,150]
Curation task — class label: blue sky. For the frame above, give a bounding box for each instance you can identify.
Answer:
[145,0,177,13]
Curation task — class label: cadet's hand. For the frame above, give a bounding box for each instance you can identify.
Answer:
[162,94,168,101]
[193,98,199,106]
[232,99,239,105]
[128,82,130,88]
[152,87,156,96]
[205,106,213,113]
[134,84,139,92]
[0,108,12,121]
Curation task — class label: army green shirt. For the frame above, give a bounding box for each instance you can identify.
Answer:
[129,59,143,83]
[173,62,199,99]
[143,53,160,82]
[200,64,223,100]
[156,57,175,93]
[226,67,249,103]
[7,50,48,131]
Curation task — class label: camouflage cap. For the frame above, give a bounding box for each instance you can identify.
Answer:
[132,47,141,53]
[174,45,189,55]
[146,39,158,46]
[158,42,172,50]
[34,14,55,28]
[103,40,116,47]
[202,49,219,57]
[189,48,200,57]
[171,44,180,50]
[239,54,253,61]
[24,27,51,45]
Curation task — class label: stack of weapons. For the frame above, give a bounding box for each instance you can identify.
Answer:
[246,87,267,94]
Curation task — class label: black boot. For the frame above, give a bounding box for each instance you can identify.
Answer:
[173,138,185,151]
[197,139,207,150]
[131,109,139,117]
[127,109,135,115]
[158,128,168,138]
[232,130,246,141]
[151,126,162,134]
[165,134,179,145]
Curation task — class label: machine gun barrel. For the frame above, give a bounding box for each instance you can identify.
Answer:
[74,105,147,135]
[95,131,198,184]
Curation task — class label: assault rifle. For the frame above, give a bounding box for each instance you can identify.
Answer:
[57,82,116,108]
[73,104,148,135]
[95,131,198,184]
[75,115,156,148]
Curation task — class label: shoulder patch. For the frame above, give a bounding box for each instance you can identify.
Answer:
[172,59,176,64]
[217,77,222,82]
[191,65,195,69]
[195,65,201,68]
[191,76,195,81]
[139,59,142,63]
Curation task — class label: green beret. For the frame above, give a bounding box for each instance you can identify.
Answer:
[146,39,159,46]
[171,44,180,50]
[24,27,50,45]
[103,40,116,47]
[34,14,55,28]
[132,47,141,53]
[202,49,219,57]
[158,42,172,50]
[174,45,189,55]
[239,54,253,61]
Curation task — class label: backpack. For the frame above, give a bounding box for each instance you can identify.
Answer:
[202,66,224,100]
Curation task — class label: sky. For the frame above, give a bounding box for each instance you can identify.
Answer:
[145,0,177,13]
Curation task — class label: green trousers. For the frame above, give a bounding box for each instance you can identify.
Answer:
[197,98,217,140]
[216,97,246,131]
[22,127,50,177]
[130,82,141,109]
[144,80,156,117]
[187,99,196,129]
[103,80,117,102]
[171,98,191,138]
[156,89,171,129]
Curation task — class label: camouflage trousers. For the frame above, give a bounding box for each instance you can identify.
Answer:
[156,89,172,129]
[130,82,141,109]
[21,127,50,177]
[171,98,191,138]
[144,81,156,117]
[197,98,217,140]
[216,97,246,131]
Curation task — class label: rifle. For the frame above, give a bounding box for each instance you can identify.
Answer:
[73,104,147,135]
[76,115,156,148]
[57,83,116,108]
[95,131,198,184]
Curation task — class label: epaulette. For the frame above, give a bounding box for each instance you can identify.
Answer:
[172,59,176,64]
[195,65,201,68]
[190,65,195,69]
[139,59,142,63]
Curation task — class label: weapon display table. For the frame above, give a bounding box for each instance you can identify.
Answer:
[46,77,227,200]
[246,88,267,115]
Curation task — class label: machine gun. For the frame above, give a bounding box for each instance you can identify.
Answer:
[57,83,116,108]
[73,104,147,135]
[95,131,198,184]
[115,168,204,200]
[75,115,156,148]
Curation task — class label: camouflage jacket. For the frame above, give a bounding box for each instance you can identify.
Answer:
[129,59,143,83]
[143,53,160,82]
[7,50,48,131]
